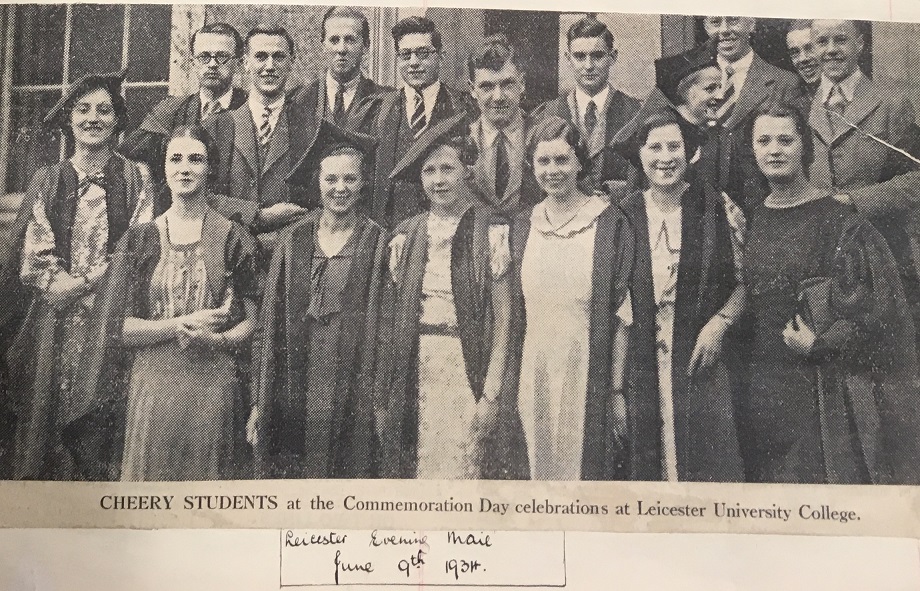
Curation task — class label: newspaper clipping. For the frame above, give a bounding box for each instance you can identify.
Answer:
[0,1,920,568]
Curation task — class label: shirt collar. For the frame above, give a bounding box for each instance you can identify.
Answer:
[403,80,441,108]
[819,69,864,104]
[643,191,683,251]
[717,49,754,74]
[249,93,285,113]
[574,84,610,116]
[201,86,235,111]
[530,194,609,237]
[328,70,362,94]
[480,110,523,147]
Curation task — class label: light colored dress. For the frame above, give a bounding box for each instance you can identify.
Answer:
[120,218,237,481]
[396,212,510,479]
[518,195,628,480]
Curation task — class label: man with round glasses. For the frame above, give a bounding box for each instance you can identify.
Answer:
[354,15,472,227]
[119,22,247,193]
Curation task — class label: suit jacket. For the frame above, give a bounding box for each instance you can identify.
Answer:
[355,83,473,227]
[467,115,543,218]
[202,87,319,233]
[717,54,803,213]
[531,87,640,195]
[118,88,247,184]
[300,75,392,128]
[809,76,917,191]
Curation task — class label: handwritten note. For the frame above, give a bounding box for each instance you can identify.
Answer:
[279,529,566,587]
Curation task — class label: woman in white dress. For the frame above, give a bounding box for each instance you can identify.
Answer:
[508,116,634,481]
[379,114,514,479]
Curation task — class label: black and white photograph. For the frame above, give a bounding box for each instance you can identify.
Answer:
[1,4,919,487]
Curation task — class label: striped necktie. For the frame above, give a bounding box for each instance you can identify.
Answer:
[201,100,223,121]
[717,65,736,124]
[410,91,426,137]
[258,105,274,147]
[825,83,848,135]
[77,172,105,199]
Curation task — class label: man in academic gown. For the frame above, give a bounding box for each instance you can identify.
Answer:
[118,22,247,200]
[530,17,640,198]
[202,27,319,251]
[353,16,473,228]
[297,7,392,128]
[785,20,821,100]
[250,120,385,478]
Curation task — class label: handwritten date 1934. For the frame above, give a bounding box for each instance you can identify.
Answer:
[446,558,484,580]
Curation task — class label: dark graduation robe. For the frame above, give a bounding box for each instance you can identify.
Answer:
[76,207,258,480]
[744,198,920,485]
[4,155,148,480]
[621,181,743,482]
[299,75,393,128]
[374,206,523,479]
[507,202,635,480]
[253,210,387,478]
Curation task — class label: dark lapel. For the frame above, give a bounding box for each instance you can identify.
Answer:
[231,106,258,178]
[308,77,326,122]
[184,94,203,124]
[725,55,777,131]
[229,87,248,110]
[200,208,232,304]
[286,99,317,169]
[430,84,455,125]
[353,77,379,115]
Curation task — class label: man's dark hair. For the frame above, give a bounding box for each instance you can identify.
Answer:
[392,16,442,52]
[567,17,614,51]
[467,34,519,81]
[322,6,371,47]
[191,22,244,57]
[245,26,296,56]
[786,18,813,36]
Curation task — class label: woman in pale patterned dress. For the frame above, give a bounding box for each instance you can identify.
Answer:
[107,125,258,481]
[508,116,634,481]
[614,111,745,482]
[378,114,514,479]
[9,72,153,480]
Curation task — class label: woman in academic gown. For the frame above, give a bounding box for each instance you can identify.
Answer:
[248,120,386,479]
[375,114,516,479]
[742,103,920,484]
[92,125,259,481]
[509,116,634,481]
[7,71,154,480]
[612,110,745,482]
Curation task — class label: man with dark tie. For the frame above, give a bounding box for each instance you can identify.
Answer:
[786,19,820,99]
[531,17,640,196]
[355,16,471,227]
[119,23,247,193]
[203,27,318,249]
[299,7,392,127]
[466,34,541,216]
[703,15,802,213]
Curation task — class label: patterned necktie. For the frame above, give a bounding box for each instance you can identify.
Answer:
[410,91,426,137]
[201,100,222,121]
[495,131,510,199]
[717,65,736,124]
[584,100,597,138]
[825,83,848,135]
[332,83,346,124]
[258,105,274,147]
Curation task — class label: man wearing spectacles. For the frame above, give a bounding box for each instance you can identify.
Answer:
[532,17,640,199]
[299,7,392,128]
[119,22,248,201]
[354,15,472,227]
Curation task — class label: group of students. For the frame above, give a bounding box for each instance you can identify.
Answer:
[1,10,919,485]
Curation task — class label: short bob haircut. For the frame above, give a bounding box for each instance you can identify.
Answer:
[525,115,592,182]
[632,111,699,168]
[59,80,129,156]
[162,124,221,188]
[749,101,815,173]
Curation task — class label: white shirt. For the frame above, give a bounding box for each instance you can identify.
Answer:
[403,80,441,127]
[199,86,235,119]
[248,94,285,133]
[574,84,610,130]
[326,71,361,114]
[819,69,865,105]
[717,49,755,96]
[479,111,524,197]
